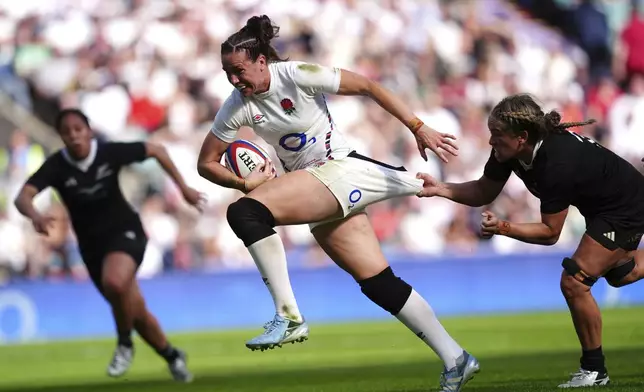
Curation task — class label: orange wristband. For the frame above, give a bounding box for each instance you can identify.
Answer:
[498,220,511,235]
[408,117,424,134]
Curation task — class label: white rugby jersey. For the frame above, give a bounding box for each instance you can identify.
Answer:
[210,61,352,172]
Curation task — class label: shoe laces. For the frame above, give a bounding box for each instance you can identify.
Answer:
[439,367,459,390]
[264,315,286,334]
[171,357,187,370]
[569,369,594,380]
[439,372,447,388]
[110,346,131,367]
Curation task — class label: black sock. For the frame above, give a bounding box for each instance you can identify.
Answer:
[118,333,133,348]
[580,346,607,374]
[156,343,180,363]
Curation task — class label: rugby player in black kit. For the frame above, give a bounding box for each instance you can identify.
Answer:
[14,109,204,382]
[416,94,644,388]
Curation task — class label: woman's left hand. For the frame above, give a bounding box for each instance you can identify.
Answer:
[414,125,459,163]
[182,187,208,212]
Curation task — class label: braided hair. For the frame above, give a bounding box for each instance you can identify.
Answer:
[490,94,596,144]
[221,15,287,63]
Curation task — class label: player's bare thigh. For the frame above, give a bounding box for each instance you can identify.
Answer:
[100,252,138,297]
[571,234,629,277]
[312,212,389,280]
[246,169,343,226]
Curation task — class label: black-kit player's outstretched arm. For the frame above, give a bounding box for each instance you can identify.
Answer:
[416,171,567,245]
[145,142,206,210]
[15,141,205,236]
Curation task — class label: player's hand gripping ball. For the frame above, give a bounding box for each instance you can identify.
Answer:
[224,139,277,192]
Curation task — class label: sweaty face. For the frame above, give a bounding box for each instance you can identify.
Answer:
[222,51,267,97]
[487,118,524,162]
[58,114,93,159]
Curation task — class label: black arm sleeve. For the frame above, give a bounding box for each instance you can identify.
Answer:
[26,155,59,192]
[106,142,148,167]
[483,150,512,182]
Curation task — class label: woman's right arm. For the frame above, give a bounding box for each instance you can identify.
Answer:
[14,159,56,235]
[417,149,510,206]
[197,132,247,192]
[14,184,43,221]
[197,93,251,192]
[426,176,507,207]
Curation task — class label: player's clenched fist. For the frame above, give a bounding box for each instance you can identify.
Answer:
[480,211,499,239]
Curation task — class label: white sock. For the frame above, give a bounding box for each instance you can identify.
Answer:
[247,234,303,322]
[395,290,463,369]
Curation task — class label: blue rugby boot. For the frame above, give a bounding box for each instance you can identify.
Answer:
[439,351,480,391]
[246,314,309,351]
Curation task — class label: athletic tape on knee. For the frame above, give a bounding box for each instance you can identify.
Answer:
[227,198,276,247]
[358,267,412,315]
[604,258,635,286]
[562,257,598,287]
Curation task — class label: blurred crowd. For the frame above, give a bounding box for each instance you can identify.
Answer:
[0,0,643,282]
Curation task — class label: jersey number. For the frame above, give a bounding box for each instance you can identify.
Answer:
[279,132,316,152]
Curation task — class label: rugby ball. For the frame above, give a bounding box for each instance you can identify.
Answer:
[224,139,273,179]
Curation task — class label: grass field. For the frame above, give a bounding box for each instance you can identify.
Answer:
[0,308,642,391]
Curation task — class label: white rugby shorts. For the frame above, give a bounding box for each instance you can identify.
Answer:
[304,151,423,230]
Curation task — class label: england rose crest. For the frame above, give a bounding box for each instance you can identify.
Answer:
[280,98,296,115]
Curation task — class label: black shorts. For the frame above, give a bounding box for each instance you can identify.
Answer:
[585,216,644,252]
[79,221,148,289]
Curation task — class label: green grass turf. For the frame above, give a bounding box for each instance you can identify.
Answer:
[0,308,642,391]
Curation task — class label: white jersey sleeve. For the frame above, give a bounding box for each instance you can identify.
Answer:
[210,92,247,143]
[291,62,341,96]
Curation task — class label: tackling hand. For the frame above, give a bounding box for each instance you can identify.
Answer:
[415,173,442,198]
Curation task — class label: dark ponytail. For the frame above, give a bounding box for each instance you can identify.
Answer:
[491,94,596,144]
[221,15,287,63]
[542,110,596,135]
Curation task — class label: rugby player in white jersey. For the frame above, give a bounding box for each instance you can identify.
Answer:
[197,15,478,391]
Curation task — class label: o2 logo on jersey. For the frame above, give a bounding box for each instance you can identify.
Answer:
[279,133,317,152]
[348,189,362,210]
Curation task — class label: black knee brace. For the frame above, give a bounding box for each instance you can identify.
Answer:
[562,257,598,287]
[604,258,635,287]
[227,198,276,247]
[358,267,412,315]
